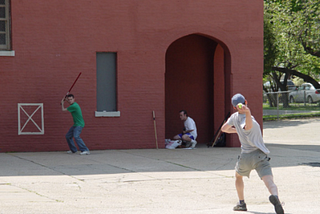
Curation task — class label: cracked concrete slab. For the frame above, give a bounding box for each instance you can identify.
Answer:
[0,119,320,213]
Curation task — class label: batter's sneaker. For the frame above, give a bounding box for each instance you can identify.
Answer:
[269,195,284,214]
[80,150,90,155]
[233,202,247,211]
[67,150,77,154]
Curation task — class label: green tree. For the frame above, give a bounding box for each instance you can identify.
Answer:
[264,0,320,107]
[297,0,320,58]
[263,12,280,107]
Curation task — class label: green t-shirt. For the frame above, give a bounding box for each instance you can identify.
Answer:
[67,102,85,127]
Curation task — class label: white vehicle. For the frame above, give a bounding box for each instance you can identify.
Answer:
[289,83,320,103]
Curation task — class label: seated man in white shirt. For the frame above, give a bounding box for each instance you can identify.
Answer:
[173,110,197,149]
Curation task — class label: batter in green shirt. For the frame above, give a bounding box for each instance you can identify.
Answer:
[67,102,85,127]
[61,94,90,155]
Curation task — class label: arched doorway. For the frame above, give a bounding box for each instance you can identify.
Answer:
[165,34,221,145]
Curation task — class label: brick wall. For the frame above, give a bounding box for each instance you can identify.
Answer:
[0,0,263,152]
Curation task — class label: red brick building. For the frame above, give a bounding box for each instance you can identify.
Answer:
[0,0,264,152]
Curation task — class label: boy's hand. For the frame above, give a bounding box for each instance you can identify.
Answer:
[61,97,66,105]
[237,104,250,114]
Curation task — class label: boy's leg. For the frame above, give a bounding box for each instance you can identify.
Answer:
[233,172,247,211]
[235,172,245,201]
[66,126,77,153]
[73,126,89,152]
[262,175,284,214]
[181,134,197,148]
[254,151,279,195]
[262,174,278,195]
[173,134,182,140]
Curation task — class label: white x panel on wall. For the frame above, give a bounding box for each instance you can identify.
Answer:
[18,103,44,135]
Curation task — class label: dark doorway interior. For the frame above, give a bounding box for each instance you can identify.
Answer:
[165,34,218,144]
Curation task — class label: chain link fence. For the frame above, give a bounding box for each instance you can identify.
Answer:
[263,91,320,120]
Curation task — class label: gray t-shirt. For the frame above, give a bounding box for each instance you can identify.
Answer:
[226,112,270,154]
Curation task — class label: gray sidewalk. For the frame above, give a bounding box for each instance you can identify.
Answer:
[1,119,320,214]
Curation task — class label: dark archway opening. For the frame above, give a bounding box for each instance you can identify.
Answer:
[165,34,219,144]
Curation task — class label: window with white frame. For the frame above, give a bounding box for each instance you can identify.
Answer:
[0,0,10,50]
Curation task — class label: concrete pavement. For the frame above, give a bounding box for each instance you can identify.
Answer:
[1,118,320,213]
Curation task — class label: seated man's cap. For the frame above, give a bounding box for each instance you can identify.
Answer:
[231,93,245,107]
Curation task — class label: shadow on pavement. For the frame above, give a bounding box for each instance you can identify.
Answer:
[1,142,319,177]
[267,143,320,153]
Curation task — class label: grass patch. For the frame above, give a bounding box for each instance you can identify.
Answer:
[263,103,320,110]
[263,102,320,120]
[263,112,320,121]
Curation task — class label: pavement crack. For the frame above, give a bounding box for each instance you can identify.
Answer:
[165,161,201,171]
[7,183,64,203]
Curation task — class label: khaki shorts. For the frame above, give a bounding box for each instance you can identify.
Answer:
[235,149,272,178]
